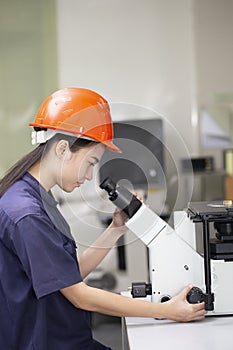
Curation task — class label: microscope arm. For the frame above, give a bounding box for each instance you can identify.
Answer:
[125,203,169,246]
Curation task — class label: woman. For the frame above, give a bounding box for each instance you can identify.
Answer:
[0,88,206,349]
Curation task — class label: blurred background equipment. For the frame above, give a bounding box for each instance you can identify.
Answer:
[99,119,165,192]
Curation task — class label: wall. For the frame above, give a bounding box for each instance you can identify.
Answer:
[0,0,58,174]
[56,0,198,159]
[193,0,233,166]
[194,0,233,106]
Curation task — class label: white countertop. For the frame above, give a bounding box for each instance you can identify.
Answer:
[121,292,233,350]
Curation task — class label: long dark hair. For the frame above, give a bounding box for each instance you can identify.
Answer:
[0,133,97,197]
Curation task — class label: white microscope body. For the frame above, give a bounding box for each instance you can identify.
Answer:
[126,202,233,315]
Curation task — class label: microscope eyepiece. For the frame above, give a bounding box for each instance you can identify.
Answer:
[99,177,116,195]
[99,177,142,218]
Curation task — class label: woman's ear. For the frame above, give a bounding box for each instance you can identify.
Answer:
[55,140,71,159]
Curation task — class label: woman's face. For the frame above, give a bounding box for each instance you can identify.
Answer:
[58,143,105,192]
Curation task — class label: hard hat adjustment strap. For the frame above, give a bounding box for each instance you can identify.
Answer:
[31,129,97,145]
[31,130,47,145]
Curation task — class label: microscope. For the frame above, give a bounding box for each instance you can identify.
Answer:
[100,177,233,315]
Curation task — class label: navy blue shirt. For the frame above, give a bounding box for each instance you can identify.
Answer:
[0,173,108,349]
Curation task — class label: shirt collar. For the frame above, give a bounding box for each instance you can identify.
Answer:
[22,172,58,207]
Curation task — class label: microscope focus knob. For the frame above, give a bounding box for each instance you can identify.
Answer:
[160,295,171,303]
[186,287,205,304]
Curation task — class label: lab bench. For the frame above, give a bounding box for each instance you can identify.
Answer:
[122,314,233,350]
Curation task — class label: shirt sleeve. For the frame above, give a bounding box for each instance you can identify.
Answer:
[13,213,83,299]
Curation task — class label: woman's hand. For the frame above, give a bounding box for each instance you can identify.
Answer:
[111,208,128,228]
[160,285,207,322]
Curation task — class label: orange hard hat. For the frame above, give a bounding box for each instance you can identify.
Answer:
[29,87,121,153]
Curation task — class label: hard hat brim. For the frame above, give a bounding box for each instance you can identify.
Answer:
[102,140,122,153]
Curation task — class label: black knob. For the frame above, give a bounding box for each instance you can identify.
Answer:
[186,287,205,304]
[160,295,171,303]
[131,282,152,298]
